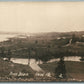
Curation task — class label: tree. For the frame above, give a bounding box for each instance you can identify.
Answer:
[35,40,38,44]
[27,47,32,65]
[55,56,66,79]
[35,48,41,64]
[72,34,79,44]
[7,49,12,61]
[0,47,6,58]
[40,48,51,63]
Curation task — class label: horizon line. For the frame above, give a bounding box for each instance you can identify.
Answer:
[0,30,84,34]
[0,0,84,2]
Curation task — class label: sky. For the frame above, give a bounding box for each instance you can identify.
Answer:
[0,0,84,1]
[0,2,84,33]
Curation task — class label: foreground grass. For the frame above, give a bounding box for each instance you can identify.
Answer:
[0,57,84,82]
[39,61,84,81]
[0,58,35,78]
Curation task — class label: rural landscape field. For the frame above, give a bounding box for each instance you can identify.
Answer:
[0,31,84,82]
[0,1,84,82]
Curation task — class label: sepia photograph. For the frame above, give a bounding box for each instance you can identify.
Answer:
[0,1,84,82]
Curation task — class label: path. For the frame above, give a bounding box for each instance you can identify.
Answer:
[11,58,44,72]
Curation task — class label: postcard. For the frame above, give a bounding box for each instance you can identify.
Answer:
[0,0,84,82]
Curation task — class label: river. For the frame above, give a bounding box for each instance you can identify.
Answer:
[10,56,82,65]
[10,56,82,72]
[0,34,16,42]
[10,58,43,72]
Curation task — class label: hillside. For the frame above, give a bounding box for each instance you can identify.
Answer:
[0,31,84,81]
[0,31,84,62]
[39,61,84,81]
[0,58,35,80]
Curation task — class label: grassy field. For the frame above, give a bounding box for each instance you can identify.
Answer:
[0,57,84,82]
[39,61,84,81]
[0,58,35,78]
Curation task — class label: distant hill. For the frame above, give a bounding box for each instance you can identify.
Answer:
[0,31,84,61]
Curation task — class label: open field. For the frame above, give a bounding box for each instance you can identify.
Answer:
[0,57,84,82]
[39,61,84,81]
[0,1,84,82]
[0,58,35,80]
